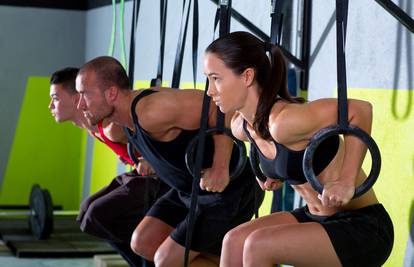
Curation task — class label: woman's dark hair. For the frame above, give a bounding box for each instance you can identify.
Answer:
[205,31,304,139]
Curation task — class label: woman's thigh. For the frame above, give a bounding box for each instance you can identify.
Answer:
[227,211,299,240]
[243,222,341,267]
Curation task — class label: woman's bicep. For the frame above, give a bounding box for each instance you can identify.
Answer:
[347,99,373,133]
[295,98,372,137]
[271,99,339,142]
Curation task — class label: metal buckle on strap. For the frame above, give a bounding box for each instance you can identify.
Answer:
[220,0,229,6]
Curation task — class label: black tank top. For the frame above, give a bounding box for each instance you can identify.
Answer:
[124,89,214,194]
[243,120,339,185]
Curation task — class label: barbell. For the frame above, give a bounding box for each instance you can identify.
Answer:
[0,184,78,240]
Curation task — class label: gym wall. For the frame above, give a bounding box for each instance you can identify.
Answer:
[0,6,85,210]
[305,1,413,266]
[0,1,412,266]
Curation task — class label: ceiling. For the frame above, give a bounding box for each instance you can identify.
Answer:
[0,0,132,10]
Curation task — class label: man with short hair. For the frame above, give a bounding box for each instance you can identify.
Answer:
[49,67,169,267]
[75,57,263,266]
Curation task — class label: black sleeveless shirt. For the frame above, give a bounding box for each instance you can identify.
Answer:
[243,120,339,185]
[124,90,214,194]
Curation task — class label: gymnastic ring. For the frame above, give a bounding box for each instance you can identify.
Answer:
[249,145,267,182]
[185,127,247,181]
[303,125,381,198]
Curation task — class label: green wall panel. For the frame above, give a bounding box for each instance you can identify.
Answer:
[349,88,414,267]
[89,140,118,194]
[1,77,85,210]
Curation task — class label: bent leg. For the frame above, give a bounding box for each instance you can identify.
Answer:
[131,216,174,261]
[220,211,298,267]
[243,222,341,267]
[79,183,134,242]
[154,236,219,267]
[80,175,164,242]
[79,172,168,267]
[131,188,187,260]
[77,176,121,223]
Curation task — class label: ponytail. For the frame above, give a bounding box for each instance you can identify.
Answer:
[253,44,304,139]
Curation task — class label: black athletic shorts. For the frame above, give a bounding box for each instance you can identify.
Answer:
[147,164,264,255]
[77,170,170,243]
[291,204,394,267]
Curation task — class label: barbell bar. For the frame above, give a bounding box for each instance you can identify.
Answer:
[0,184,78,240]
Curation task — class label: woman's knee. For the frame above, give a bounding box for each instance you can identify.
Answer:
[222,226,247,251]
[243,229,276,266]
[243,232,260,259]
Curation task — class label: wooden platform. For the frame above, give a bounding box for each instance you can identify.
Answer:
[0,217,115,258]
[94,254,129,267]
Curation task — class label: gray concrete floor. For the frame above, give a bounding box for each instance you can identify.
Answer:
[0,256,94,267]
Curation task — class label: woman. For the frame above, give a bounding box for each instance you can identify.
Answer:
[203,31,393,267]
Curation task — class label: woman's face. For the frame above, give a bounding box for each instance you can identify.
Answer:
[204,52,247,113]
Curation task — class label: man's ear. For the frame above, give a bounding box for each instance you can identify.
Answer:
[243,68,255,87]
[105,86,118,103]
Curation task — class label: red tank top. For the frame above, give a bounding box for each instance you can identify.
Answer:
[92,121,137,166]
